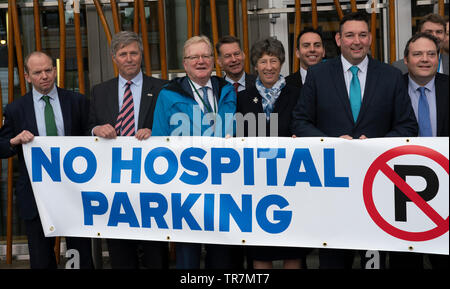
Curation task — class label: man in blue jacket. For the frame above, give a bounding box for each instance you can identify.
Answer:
[152,35,237,269]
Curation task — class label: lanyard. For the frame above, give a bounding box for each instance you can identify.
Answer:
[188,77,217,114]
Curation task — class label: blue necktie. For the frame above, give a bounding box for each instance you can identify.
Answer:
[417,87,432,136]
[201,86,213,113]
[349,66,361,122]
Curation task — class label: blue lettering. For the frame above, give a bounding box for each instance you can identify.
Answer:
[31,147,61,182]
[257,148,286,186]
[256,195,292,234]
[284,148,322,187]
[144,147,178,184]
[204,194,215,231]
[219,194,252,232]
[243,148,254,186]
[108,192,139,227]
[81,191,108,226]
[211,148,240,185]
[111,147,141,183]
[180,147,208,185]
[140,193,168,229]
[324,148,349,187]
[63,147,96,183]
[172,193,202,230]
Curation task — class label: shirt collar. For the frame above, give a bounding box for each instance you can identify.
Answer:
[33,84,58,102]
[408,75,436,92]
[119,70,143,88]
[300,67,308,84]
[341,54,369,73]
[225,73,245,87]
[190,78,213,91]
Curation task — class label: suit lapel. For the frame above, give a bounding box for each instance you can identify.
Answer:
[138,75,154,129]
[273,86,290,115]
[435,74,447,135]
[24,92,39,136]
[107,78,120,126]
[57,87,71,136]
[331,57,354,123]
[247,86,263,113]
[357,57,379,125]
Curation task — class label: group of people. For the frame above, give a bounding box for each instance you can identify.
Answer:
[0,11,448,269]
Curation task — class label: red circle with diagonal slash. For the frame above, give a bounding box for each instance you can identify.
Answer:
[363,145,449,241]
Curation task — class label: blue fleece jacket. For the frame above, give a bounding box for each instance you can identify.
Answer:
[152,76,236,137]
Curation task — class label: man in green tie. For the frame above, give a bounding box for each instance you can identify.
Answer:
[0,51,93,269]
[290,12,418,269]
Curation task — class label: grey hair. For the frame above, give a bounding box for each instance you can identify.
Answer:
[110,31,144,57]
[183,35,214,58]
[250,37,285,67]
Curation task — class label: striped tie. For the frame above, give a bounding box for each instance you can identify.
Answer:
[115,81,135,136]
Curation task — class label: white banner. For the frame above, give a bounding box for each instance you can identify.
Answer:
[23,136,449,255]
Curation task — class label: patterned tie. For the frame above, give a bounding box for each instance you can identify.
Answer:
[233,82,240,95]
[201,86,213,113]
[349,66,362,123]
[417,87,432,136]
[115,81,135,136]
[41,95,58,136]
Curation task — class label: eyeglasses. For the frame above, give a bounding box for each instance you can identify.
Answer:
[184,54,213,62]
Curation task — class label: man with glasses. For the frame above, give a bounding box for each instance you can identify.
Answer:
[152,35,236,269]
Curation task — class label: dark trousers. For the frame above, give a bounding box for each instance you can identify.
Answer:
[319,249,386,269]
[25,217,94,269]
[175,243,243,269]
[390,252,449,269]
[107,239,169,269]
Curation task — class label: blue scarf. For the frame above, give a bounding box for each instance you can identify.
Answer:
[256,75,286,120]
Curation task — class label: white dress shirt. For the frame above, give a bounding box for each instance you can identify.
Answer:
[33,85,65,136]
[341,55,369,100]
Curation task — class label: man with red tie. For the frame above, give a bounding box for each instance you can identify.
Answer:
[88,31,168,269]
[216,35,256,93]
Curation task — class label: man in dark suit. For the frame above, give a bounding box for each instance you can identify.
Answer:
[0,51,93,269]
[88,31,168,269]
[290,12,418,269]
[390,33,448,269]
[216,35,256,92]
[393,13,448,75]
[286,28,326,88]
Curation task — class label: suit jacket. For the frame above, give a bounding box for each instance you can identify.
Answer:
[237,84,300,137]
[88,74,167,133]
[285,70,303,89]
[393,54,449,75]
[403,73,449,136]
[244,73,257,88]
[291,56,418,138]
[0,88,89,220]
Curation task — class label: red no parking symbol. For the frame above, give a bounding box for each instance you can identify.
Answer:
[363,145,449,241]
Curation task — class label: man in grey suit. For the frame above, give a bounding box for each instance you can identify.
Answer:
[393,13,448,75]
[88,31,168,269]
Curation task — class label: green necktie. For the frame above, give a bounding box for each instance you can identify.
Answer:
[42,95,58,136]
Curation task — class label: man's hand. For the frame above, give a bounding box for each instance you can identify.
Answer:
[339,135,353,140]
[93,124,117,139]
[10,130,35,146]
[135,128,152,140]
